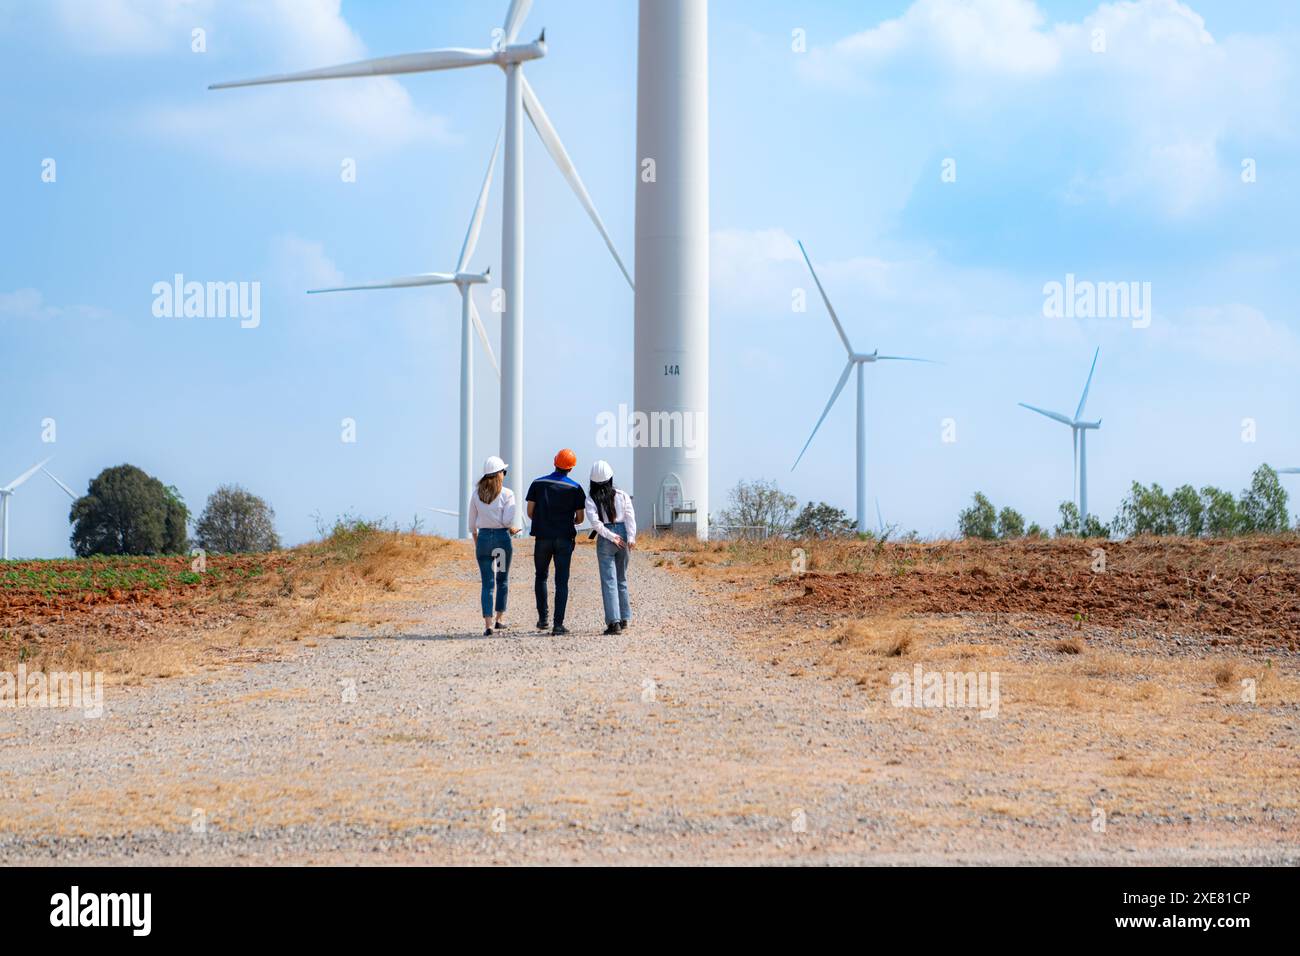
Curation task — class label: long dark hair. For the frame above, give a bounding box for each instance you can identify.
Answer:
[477,471,503,504]
[589,478,617,523]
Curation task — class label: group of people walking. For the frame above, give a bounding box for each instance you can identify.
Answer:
[468,448,636,638]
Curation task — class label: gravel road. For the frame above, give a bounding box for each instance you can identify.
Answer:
[1,537,1294,865]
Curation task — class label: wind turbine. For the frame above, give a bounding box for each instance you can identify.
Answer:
[1277,467,1300,476]
[791,241,934,534]
[210,0,634,515]
[309,134,503,541]
[1,458,51,560]
[41,466,78,502]
[1019,348,1102,522]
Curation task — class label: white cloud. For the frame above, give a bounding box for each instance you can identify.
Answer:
[799,0,1295,217]
[43,0,214,55]
[1157,304,1300,366]
[0,288,107,320]
[15,0,457,166]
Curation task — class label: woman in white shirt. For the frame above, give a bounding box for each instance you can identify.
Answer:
[468,456,520,636]
[584,460,636,635]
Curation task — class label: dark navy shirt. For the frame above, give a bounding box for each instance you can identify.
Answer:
[526,471,586,539]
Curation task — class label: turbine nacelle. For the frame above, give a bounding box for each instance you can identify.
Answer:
[497,32,547,67]
[852,351,879,364]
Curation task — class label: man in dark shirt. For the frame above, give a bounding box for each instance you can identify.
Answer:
[526,448,587,635]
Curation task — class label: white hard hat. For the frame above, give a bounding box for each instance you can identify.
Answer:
[481,455,508,477]
[589,459,614,483]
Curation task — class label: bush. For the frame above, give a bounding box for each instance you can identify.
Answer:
[790,501,856,539]
[195,484,280,554]
[1238,465,1289,534]
[996,506,1026,539]
[957,492,998,540]
[69,464,189,557]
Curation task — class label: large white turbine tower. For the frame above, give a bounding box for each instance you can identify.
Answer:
[791,241,934,534]
[1,458,52,560]
[211,0,633,514]
[1020,347,1102,521]
[634,0,710,538]
[308,135,503,540]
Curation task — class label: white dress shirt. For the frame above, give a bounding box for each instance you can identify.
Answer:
[467,488,518,533]
[585,489,636,545]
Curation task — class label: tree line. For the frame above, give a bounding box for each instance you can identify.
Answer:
[959,465,1293,540]
[711,465,1295,541]
[63,464,280,557]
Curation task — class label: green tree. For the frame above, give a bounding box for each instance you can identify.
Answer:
[996,506,1025,539]
[1080,513,1111,539]
[789,501,855,539]
[1169,484,1204,537]
[1113,481,1176,536]
[1200,486,1240,537]
[1026,522,1045,538]
[958,492,997,540]
[1054,501,1080,537]
[1239,464,1290,533]
[195,484,281,553]
[69,464,190,557]
[715,479,798,538]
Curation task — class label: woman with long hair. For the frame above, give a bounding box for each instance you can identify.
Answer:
[467,456,520,636]
[584,460,636,635]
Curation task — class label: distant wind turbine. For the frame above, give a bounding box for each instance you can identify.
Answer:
[1019,347,1102,521]
[1276,467,1300,476]
[311,134,504,540]
[791,241,935,534]
[1,458,51,560]
[211,0,634,516]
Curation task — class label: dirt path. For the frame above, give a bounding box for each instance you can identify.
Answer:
[1,538,1294,865]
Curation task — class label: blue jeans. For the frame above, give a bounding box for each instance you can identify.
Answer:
[475,529,512,618]
[596,522,631,624]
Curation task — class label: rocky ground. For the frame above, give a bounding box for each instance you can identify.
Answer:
[1,536,1296,865]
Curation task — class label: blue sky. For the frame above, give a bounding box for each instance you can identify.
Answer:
[2,0,1298,557]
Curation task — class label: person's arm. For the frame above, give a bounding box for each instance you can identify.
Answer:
[467,493,479,541]
[623,492,637,548]
[585,497,616,543]
[527,501,535,520]
[503,490,520,534]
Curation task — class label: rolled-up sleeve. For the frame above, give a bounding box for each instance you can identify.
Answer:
[466,492,480,532]
[623,493,637,544]
[501,489,517,529]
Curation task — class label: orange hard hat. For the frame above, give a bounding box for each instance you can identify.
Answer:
[554,448,577,470]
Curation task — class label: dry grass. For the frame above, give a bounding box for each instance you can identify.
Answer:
[6,529,457,683]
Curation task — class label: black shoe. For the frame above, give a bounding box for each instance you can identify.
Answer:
[619,620,629,631]
[483,627,493,637]
[536,618,550,630]
[603,623,621,636]
[494,621,508,631]
[551,624,569,636]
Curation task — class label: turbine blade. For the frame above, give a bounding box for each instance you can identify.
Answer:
[875,355,939,363]
[308,273,457,294]
[875,498,884,533]
[1276,467,1300,475]
[796,241,853,356]
[502,0,533,45]
[427,507,460,517]
[2,458,51,493]
[209,49,498,90]
[521,76,634,290]
[468,294,500,379]
[41,467,77,500]
[792,361,854,471]
[458,128,503,274]
[1075,347,1099,420]
[1018,402,1074,427]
